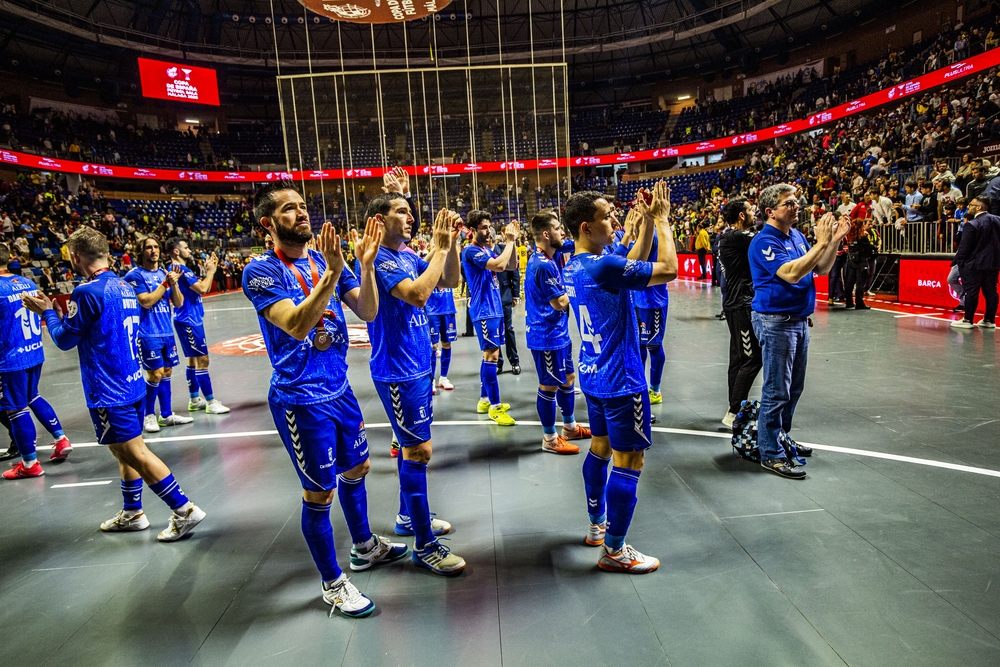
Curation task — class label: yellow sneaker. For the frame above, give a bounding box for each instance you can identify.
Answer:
[488,404,516,426]
[476,398,490,414]
[648,390,662,405]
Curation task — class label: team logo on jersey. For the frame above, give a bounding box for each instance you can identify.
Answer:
[762,246,776,261]
[247,276,275,292]
[67,301,78,319]
[623,259,642,275]
[378,260,401,273]
[799,243,807,253]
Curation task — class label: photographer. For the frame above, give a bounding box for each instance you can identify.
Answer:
[844,215,877,310]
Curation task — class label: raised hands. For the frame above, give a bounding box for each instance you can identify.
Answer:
[814,212,835,245]
[382,166,411,196]
[316,222,344,277]
[22,292,54,317]
[205,252,218,273]
[648,180,671,222]
[833,213,852,242]
[165,269,180,286]
[623,205,643,243]
[431,208,457,250]
[351,217,384,269]
[502,220,520,244]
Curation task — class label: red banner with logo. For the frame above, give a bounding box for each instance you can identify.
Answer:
[138,58,220,106]
[899,258,984,314]
[677,253,713,280]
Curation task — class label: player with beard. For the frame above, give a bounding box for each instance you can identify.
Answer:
[163,238,230,415]
[243,182,406,615]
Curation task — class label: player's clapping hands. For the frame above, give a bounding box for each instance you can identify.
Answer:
[352,217,384,269]
[382,166,411,196]
[649,180,671,221]
[317,222,344,276]
[165,270,180,286]
[431,208,456,250]
[22,292,55,317]
[502,220,520,244]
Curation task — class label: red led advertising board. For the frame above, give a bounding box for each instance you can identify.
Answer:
[5,47,1000,182]
[898,258,984,314]
[138,58,220,106]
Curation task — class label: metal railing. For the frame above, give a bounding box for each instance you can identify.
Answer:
[876,221,958,255]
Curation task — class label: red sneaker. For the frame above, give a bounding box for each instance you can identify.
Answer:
[3,462,44,480]
[561,424,592,440]
[49,436,73,462]
[542,435,580,455]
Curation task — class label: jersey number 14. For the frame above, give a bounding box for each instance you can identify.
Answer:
[577,304,603,354]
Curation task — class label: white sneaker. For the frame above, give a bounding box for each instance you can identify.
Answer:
[394,513,452,537]
[597,543,660,573]
[322,574,374,617]
[586,520,606,546]
[157,504,206,542]
[951,319,975,330]
[975,320,997,329]
[100,510,150,532]
[437,377,455,391]
[722,411,737,428]
[143,414,160,433]
[158,414,194,427]
[349,534,409,571]
[205,399,231,414]
[188,397,208,412]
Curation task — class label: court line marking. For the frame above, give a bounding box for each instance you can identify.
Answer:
[204,307,256,312]
[51,421,1000,479]
[32,562,146,572]
[50,480,114,489]
[721,509,827,520]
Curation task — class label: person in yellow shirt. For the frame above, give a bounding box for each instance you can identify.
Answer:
[695,222,711,279]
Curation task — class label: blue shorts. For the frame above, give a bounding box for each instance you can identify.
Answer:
[269,386,371,493]
[174,322,209,357]
[584,391,652,452]
[531,344,574,387]
[89,400,144,445]
[0,364,41,411]
[428,314,457,344]
[137,337,179,371]
[373,374,433,448]
[637,306,667,347]
[474,317,505,351]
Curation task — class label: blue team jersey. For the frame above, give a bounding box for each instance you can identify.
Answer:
[51,271,145,408]
[748,224,815,317]
[524,251,571,351]
[1,274,44,372]
[634,233,670,309]
[242,250,359,405]
[170,263,204,326]
[124,266,175,339]
[563,252,653,399]
[368,246,432,383]
[461,244,503,320]
[426,287,456,316]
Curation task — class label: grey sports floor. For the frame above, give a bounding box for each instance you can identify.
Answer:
[2,280,1000,667]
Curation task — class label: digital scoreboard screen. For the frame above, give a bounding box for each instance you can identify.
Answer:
[137,57,220,106]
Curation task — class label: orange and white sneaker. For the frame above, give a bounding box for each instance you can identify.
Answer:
[542,435,580,455]
[561,424,592,440]
[597,543,660,573]
[437,377,455,391]
[2,461,44,480]
[586,520,606,546]
[49,436,73,462]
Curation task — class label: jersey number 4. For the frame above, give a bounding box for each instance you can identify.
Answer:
[577,304,603,354]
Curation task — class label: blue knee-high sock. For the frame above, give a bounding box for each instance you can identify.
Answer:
[582,451,610,524]
[9,409,37,465]
[399,460,434,549]
[537,389,557,436]
[301,500,342,582]
[396,452,408,518]
[605,467,641,551]
[157,380,173,417]
[185,367,199,398]
[195,370,214,401]
[429,347,438,379]
[148,474,190,510]
[440,347,452,377]
[28,395,64,438]
[648,346,665,391]
[144,379,160,417]
[557,385,576,426]
[337,474,373,545]
[481,360,500,405]
[121,478,143,511]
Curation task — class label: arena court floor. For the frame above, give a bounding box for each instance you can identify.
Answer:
[2,279,1000,667]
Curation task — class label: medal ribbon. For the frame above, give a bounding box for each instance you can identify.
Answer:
[274,248,327,338]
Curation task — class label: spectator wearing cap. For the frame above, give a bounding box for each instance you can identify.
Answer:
[951,195,1000,330]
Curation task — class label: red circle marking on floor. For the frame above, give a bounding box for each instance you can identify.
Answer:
[210,325,371,356]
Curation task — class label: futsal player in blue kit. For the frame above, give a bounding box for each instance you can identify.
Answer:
[636,232,670,406]
[427,286,457,393]
[365,193,466,575]
[524,211,592,455]
[244,182,407,616]
[1,242,72,479]
[22,227,206,541]
[164,238,230,415]
[461,211,520,426]
[562,181,678,573]
[124,237,193,433]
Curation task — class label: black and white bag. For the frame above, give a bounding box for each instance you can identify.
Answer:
[731,399,760,462]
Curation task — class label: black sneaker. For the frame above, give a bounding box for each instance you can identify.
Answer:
[787,438,812,457]
[761,458,806,479]
[0,443,18,461]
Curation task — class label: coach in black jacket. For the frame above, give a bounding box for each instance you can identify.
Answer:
[493,239,522,373]
[951,195,1000,329]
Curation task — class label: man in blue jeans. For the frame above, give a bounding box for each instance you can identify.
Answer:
[748,184,850,479]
